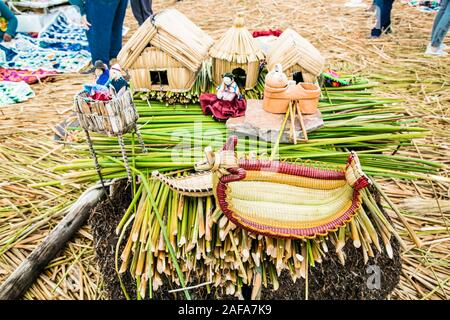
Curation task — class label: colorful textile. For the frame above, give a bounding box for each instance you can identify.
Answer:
[0,33,90,72]
[252,29,283,38]
[0,81,34,106]
[0,43,16,62]
[0,67,57,83]
[38,13,88,47]
[322,69,350,87]
[402,0,442,12]
[0,17,7,33]
[83,83,111,101]
[200,93,246,121]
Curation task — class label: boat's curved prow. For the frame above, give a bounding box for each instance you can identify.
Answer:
[151,170,213,197]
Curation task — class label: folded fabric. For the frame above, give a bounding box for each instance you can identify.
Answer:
[0,67,57,83]
[0,81,35,106]
[200,93,246,121]
[0,44,17,62]
[39,13,89,46]
[403,0,442,12]
[0,34,90,73]
[39,41,89,52]
[83,83,112,101]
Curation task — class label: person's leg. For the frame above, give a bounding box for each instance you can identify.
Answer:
[137,0,153,24]
[143,0,153,20]
[109,0,128,61]
[371,0,383,37]
[130,0,144,25]
[86,0,115,64]
[431,2,450,48]
[381,0,394,32]
[431,0,448,43]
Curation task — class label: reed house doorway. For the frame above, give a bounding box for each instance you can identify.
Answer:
[150,71,169,86]
[232,68,247,88]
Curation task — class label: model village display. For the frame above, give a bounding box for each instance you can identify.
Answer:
[73,9,409,299]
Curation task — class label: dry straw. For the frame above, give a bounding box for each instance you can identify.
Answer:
[118,9,213,92]
[266,28,326,83]
[209,13,265,89]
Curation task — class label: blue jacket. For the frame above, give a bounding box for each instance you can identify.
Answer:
[0,1,18,37]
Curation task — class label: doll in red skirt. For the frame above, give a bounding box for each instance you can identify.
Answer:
[200,73,246,121]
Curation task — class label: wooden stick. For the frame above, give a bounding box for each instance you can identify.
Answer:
[289,101,297,144]
[0,187,105,300]
[295,101,309,141]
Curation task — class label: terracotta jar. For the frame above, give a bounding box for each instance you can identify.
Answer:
[263,65,321,114]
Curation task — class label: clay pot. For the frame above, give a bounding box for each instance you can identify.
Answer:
[263,82,321,114]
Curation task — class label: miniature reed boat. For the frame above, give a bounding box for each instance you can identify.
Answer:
[153,136,371,239]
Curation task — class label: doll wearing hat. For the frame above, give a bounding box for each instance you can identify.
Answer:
[94,60,110,86]
[216,73,240,101]
[108,63,129,94]
[81,60,111,101]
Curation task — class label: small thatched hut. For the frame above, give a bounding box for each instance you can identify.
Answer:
[117,9,213,92]
[266,28,325,83]
[209,14,265,90]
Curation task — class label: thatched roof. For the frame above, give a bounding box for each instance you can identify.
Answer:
[267,28,325,77]
[209,14,265,64]
[118,9,213,72]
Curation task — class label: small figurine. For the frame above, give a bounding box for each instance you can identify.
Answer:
[199,73,246,121]
[216,73,240,101]
[94,60,110,86]
[108,63,129,95]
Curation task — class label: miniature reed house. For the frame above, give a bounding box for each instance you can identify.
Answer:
[209,14,265,90]
[118,9,213,92]
[266,28,325,83]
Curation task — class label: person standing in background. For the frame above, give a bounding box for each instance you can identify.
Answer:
[0,0,18,42]
[371,0,395,38]
[69,0,128,70]
[425,0,449,56]
[130,0,153,26]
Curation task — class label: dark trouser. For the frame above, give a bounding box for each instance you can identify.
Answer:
[371,0,394,36]
[431,0,450,47]
[86,0,128,65]
[130,0,153,25]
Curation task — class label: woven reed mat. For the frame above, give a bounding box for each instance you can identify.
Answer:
[226,99,323,143]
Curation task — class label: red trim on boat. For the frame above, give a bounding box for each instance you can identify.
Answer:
[237,159,345,180]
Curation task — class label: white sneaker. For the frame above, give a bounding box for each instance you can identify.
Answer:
[425,44,448,56]
[440,43,448,51]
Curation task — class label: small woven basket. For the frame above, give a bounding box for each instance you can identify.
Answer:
[74,89,146,183]
[74,89,139,136]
